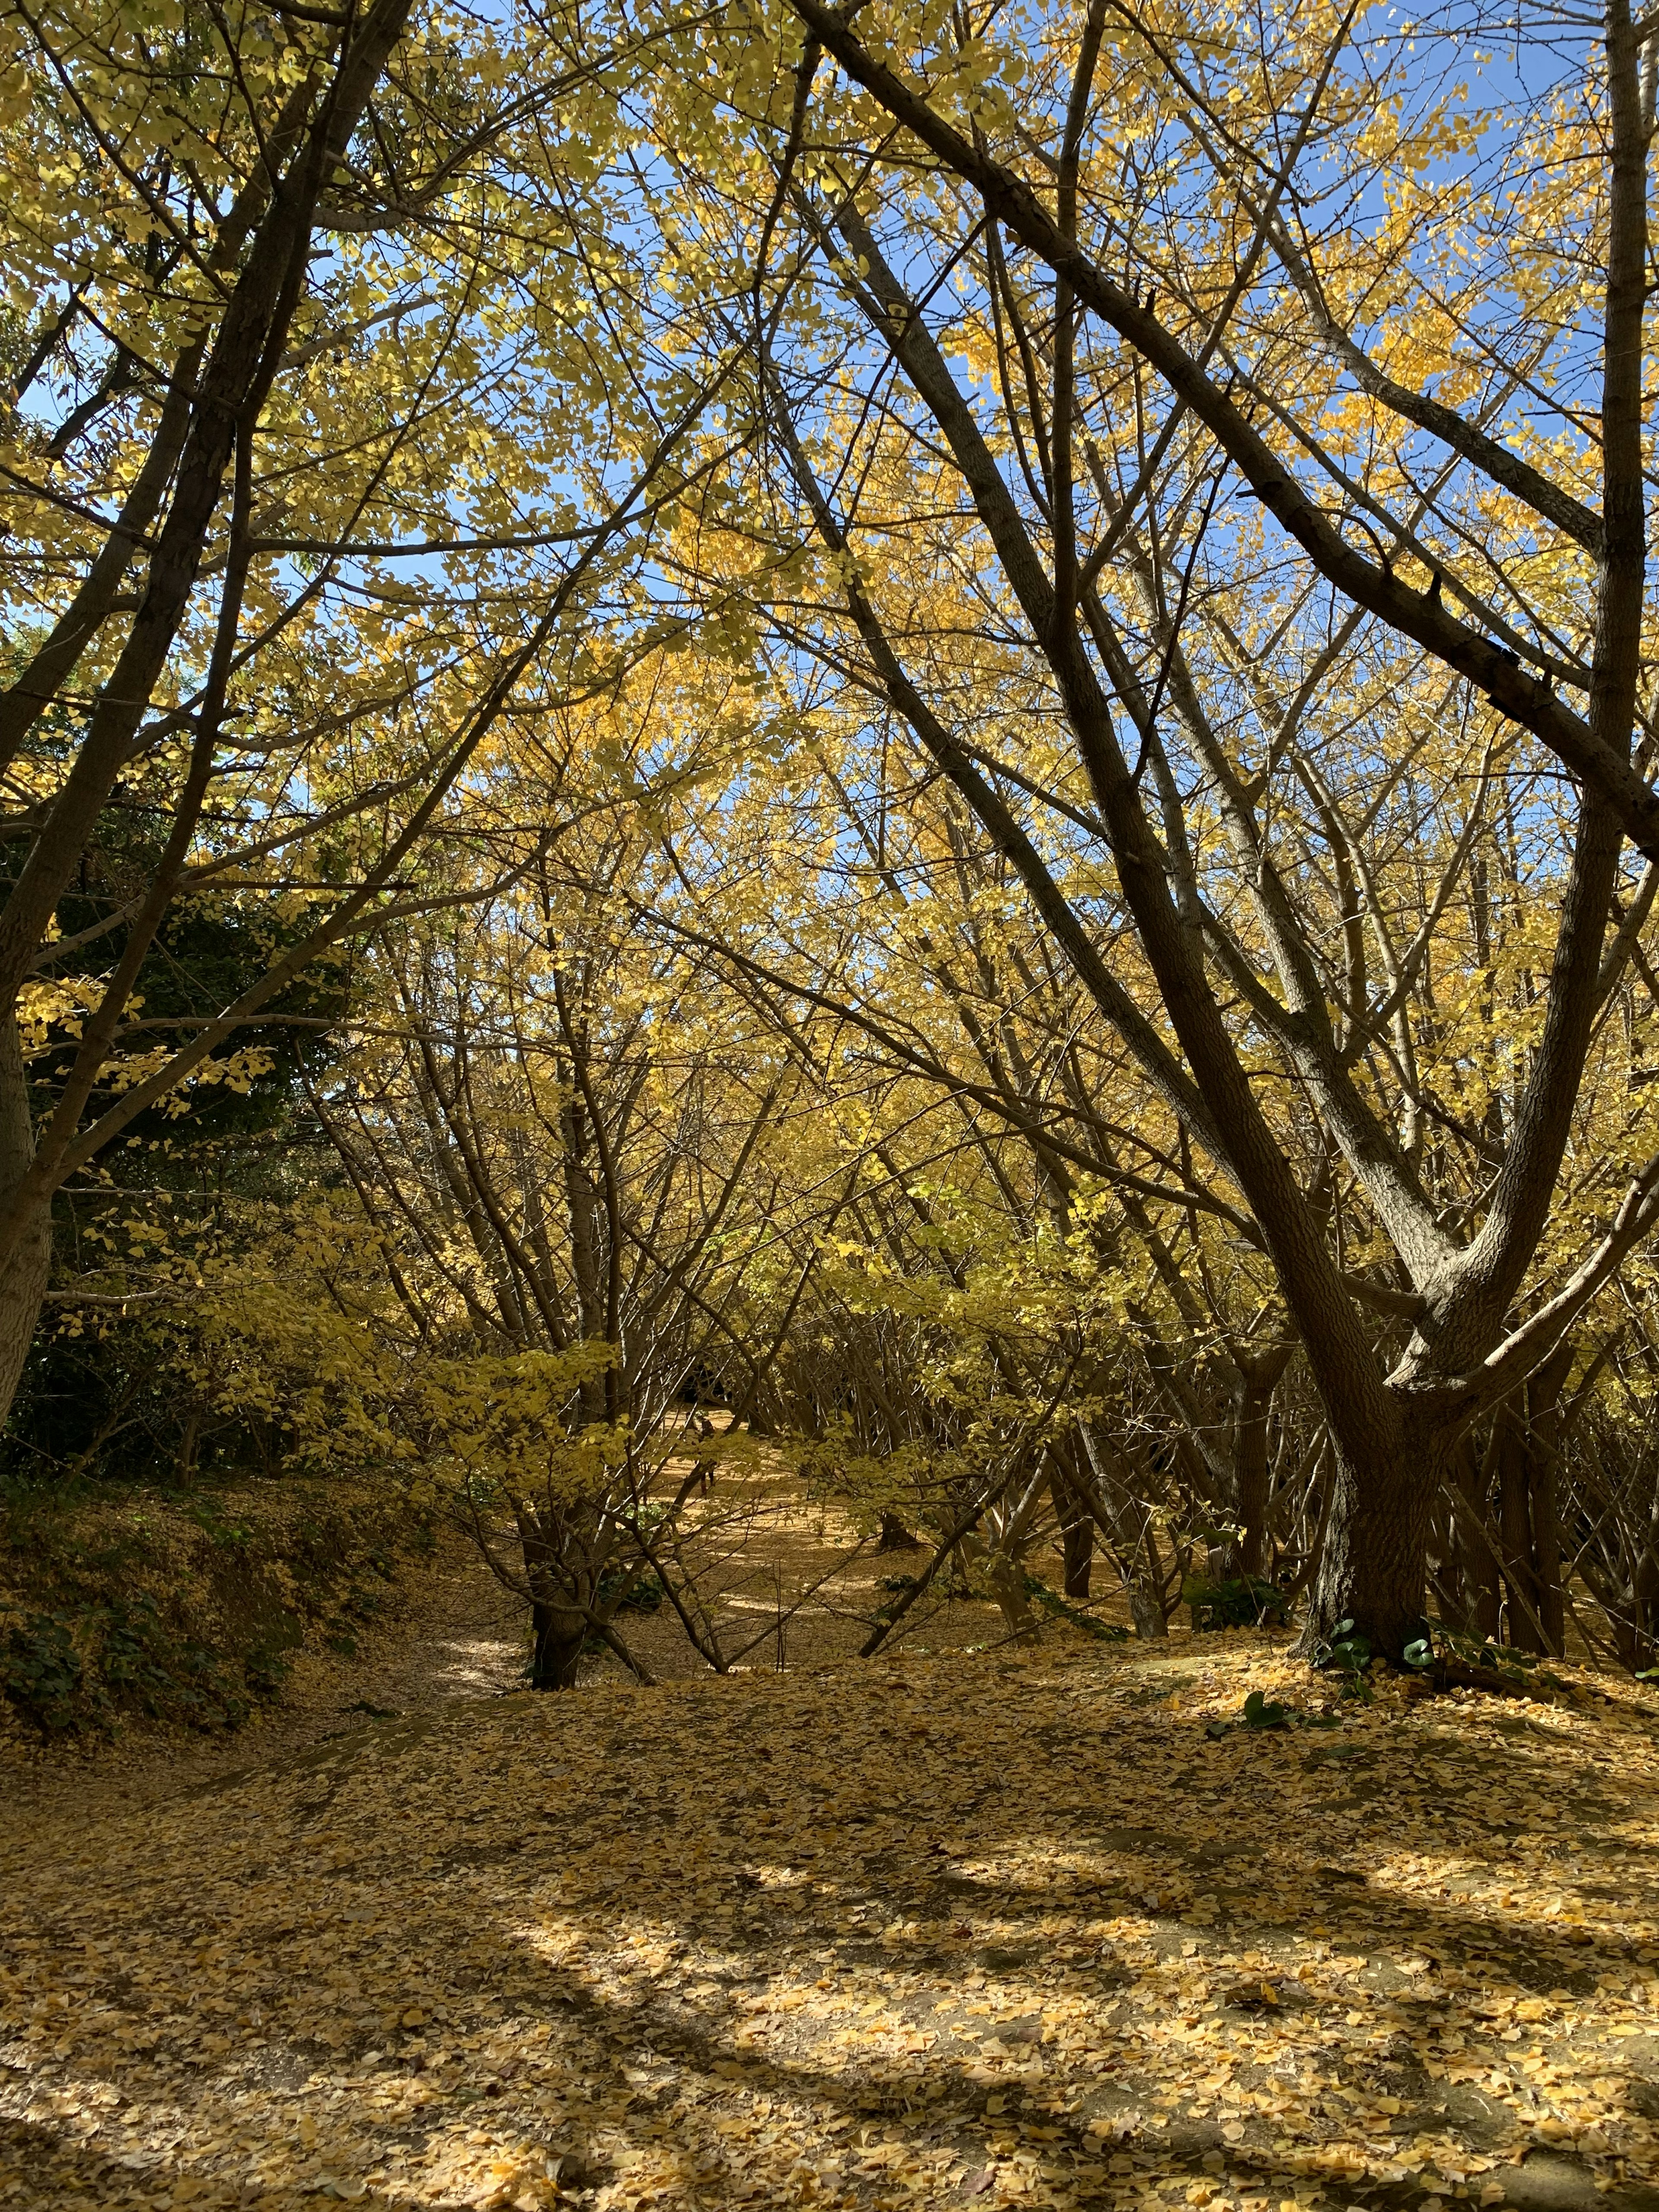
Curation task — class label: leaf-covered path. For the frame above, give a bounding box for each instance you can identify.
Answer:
[3,1643,1658,2212]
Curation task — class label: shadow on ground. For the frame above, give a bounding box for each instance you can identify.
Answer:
[2,1641,1657,2212]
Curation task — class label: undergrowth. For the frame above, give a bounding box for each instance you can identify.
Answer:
[0,1476,430,1737]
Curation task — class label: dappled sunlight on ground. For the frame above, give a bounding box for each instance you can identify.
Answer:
[602,1440,1093,1682]
[3,1644,1658,2211]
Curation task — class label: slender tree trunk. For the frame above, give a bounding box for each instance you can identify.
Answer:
[960,1529,1041,1643]
[1530,1446,1564,1656]
[1453,1432,1503,1640]
[1061,1512,1094,1601]
[1077,1422,1170,1633]
[1526,1344,1572,1656]
[1050,1464,1094,1598]
[1631,1535,1659,1673]
[1492,1344,1573,1655]
[1497,1408,1543,1651]
[1229,1361,1283,1580]
[0,1016,52,1431]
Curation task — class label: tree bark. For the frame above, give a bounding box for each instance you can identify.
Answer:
[1074,1423,1171,1633]
[0,1016,52,1428]
[1452,1433,1503,1641]
[877,1511,923,1553]
[1497,1344,1572,1654]
[1050,1464,1094,1597]
[1061,1511,1094,1601]
[1227,1350,1290,1580]
[1300,1397,1440,1653]
[1526,1346,1570,1656]
[766,15,1656,1668]
[529,1600,590,1691]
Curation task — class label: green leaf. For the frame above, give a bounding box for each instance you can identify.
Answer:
[1242,1689,1290,1730]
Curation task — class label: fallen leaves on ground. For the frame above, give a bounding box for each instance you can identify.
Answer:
[2,1642,1658,2212]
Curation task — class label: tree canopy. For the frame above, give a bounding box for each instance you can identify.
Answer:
[4,0,1659,1685]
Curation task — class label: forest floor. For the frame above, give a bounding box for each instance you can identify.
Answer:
[0,1525,528,1827]
[3,1578,1659,2212]
[0,1448,1038,1824]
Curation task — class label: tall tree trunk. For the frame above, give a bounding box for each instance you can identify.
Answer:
[1630,1535,1659,1675]
[1493,1348,1573,1656]
[1061,1511,1094,1601]
[1526,1343,1572,1656]
[1077,1423,1170,1634]
[1497,1407,1543,1651]
[0,1016,52,1433]
[1228,1352,1289,1580]
[1050,1462,1094,1598]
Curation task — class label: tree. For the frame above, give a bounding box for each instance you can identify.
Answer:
[650,0,1659,1654]
[296,683,884,1684]
[0,0,724,1430]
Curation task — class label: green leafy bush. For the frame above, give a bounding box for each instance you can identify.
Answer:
[0,1594,261,1735]
[1183,1574,1290,1632]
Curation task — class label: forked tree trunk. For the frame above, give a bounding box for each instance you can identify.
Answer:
[1074,1424,1170,1634]
[0,1017,52,1434]
[518,1503,608,1690]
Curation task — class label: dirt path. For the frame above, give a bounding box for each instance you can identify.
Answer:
[0,1465,1126,1840]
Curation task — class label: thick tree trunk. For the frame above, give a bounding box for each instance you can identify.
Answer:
[1297,1397,1441,1658]
[1128,1583,1168,1640]
[529,1600,589,1690]
[0,1017,51,1434]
